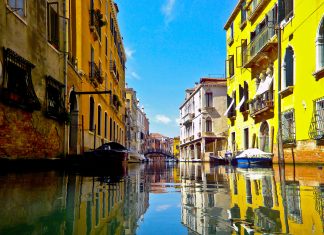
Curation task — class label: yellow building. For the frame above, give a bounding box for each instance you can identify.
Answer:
[67,0,126,154]
[224,0,324,163]
[172,137,180,159]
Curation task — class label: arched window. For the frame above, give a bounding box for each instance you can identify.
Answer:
[89,97,94,131]
[283,46,294,88]
[109,118,112,141]
[104,112,108,138]
[316,17,324,71]
[97,105,101,135]
[259,122,269,152]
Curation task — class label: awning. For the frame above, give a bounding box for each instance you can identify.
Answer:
[236,96,245,111]
[224,98,234,116]
[255,75,273,96]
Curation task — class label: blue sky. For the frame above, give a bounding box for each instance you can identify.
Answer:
[115,0,237,137]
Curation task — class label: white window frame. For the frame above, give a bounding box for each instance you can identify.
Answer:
[316,17,324,71]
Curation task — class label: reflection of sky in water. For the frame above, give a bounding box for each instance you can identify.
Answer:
[136,193,187,235]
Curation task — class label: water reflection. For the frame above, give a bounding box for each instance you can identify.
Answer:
[0,163,323,235]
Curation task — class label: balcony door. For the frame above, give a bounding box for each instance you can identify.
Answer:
[259,122,269,152]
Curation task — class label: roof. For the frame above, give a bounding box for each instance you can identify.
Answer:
[179,78,227,109]
[224,0,243,30]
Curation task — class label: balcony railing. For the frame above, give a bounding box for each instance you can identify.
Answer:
[183,113,194,126]
[202,132,216,137]
[249,90,274,117]
[242,25,277,68]
[89,9,106,41]
[110,60,117,78]
[89,61,103,85]
[248,0,270,22]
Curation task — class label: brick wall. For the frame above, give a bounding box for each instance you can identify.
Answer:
[0,104,64,159]
[273,139,324,164]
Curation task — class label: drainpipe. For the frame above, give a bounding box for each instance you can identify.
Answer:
[63,0,68,156]
[277,0,284,164]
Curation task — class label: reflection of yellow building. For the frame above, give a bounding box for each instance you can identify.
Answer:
[225,0,324,163]
[229,166,324,234]
[67,0,126,154]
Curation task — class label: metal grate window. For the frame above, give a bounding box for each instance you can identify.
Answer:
[282,109,296,145]
[309,97,324,140]
[316,98,324,137]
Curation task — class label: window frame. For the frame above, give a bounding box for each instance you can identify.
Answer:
[47,2,59,49]
[7,0,27,19]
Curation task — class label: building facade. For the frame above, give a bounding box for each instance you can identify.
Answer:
[67,0,126,154]
[179,78,228,162]
[224,0,324,163]
[0,0,67,158]
[125,87,149,153]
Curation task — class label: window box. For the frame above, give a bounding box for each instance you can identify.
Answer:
[280,86,294,98]
[313,67,324,81]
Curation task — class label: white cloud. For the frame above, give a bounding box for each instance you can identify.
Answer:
[161,0,176,24]
[125,47,135,59]
[175,118,181,125]
[155,114,172,124]
[130,72,141,80]
[156,204,171,212]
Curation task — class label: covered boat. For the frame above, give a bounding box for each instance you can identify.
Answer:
[233,148,273,166]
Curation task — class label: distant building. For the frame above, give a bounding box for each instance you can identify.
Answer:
[179,78,228,162]
[147,133,172,154]
[172,137,180,159]
[126,87,149,153]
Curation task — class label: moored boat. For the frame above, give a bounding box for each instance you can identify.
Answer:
[232,148,273,166]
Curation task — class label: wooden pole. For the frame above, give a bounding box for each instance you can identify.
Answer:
[82,115,85,154]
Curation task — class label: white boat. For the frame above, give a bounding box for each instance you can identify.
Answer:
[128,151,146,163]
[234,148,273,166]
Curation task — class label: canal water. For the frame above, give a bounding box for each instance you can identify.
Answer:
[0,162,323,235]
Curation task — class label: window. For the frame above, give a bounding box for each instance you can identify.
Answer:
[316,99,324,139]
[283,46,294,88]
[205,92,213,107]
[241,39,247,66]
[282,109,296,145]
[105,36,108,57]
[283,0,294,21]
[244,128,249,149]
[97,105,101,135]
[89,97,95,131]
[241,1,247,25]
[104,112,108,138]
[230,23,234,40]
[90,46,95,78]
[1,48,40,111]
[316,17,324,71]
[228,55,235,77]
[109,117,112,141]
[8,0,26,18]
[47,2,59,49]
[45,76,65,120]
[259,122,269,152]
[206,119,212,132]
[231,132,236,151]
